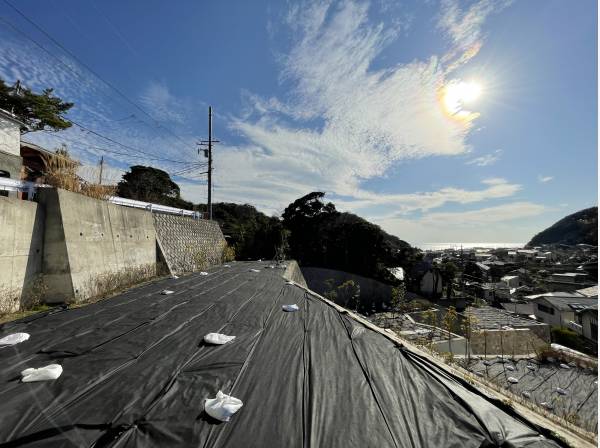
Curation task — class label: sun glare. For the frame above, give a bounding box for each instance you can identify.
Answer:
[441,80,482,122]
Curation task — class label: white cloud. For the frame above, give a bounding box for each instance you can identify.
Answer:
[419,201,546,225]
[334,178,522,215]
[538,175,554,183]
[375,201,547,244]
[218,0,511,214]
[139,82,186,125]
[437,0,512,71]
[466,149,502,166]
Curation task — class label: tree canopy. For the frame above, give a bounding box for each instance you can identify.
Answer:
[206,202,285,261]
[527,207,598,247]
[0,79,73,133]
[117,165,193,209]
[282,192,420,280]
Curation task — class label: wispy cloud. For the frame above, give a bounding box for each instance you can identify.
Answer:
[334,178,522,215]
[538,175,554,183]
[466,149,502,166]
[437,0,512,71]
[220,0,510,213]
[374,201,548,244]
[139,81,186,125]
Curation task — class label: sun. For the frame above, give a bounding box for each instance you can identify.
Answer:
[441,80,482,122]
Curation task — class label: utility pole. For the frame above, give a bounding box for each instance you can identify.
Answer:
[98,155,104,185]
[198,107,219,220]
[207,106,212,220]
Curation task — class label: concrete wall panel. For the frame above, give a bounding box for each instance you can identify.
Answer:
[0,196,44,312]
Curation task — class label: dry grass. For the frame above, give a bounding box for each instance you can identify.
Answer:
[83,264,156,303]
[43,153,116,200]
[222,244,236,262]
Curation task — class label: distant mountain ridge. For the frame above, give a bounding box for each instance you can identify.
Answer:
[527,207,598,247]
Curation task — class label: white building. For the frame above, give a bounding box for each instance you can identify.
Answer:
[578,307,598,341]
[500,275,519,288]
[531,293,597,328]
[0,108,25,180]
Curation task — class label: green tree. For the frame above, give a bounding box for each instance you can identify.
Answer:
[422,308,438,346]
[281,192,419,280]
[461,312,478,364]
[390,285,404,316]
[442,306,458,355]
[440,261,458,299]
[117,166,192,208]
[0,79,73,133]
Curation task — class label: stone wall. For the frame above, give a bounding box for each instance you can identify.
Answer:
[153,214,226,274]
[38,188,156,303]
[0,196,44,312]
[469,328,550,356]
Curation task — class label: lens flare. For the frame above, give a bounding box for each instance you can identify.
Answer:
[440,80,482,123]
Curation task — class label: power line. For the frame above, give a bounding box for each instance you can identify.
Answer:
[1,2,196,154]
[0,16,195,166]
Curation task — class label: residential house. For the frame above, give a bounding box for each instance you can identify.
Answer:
[545,272,595,292]
[501,275,519,288]
[577,306,598,342]
[420,269,443,298]
[531,293,597,328]
[0,108,25,183]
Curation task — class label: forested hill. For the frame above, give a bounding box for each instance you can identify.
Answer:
[209,193,421,281]
[527,207,598,247]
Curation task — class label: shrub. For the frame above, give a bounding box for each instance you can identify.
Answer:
[551,327,585,351]
[222,244,236,262]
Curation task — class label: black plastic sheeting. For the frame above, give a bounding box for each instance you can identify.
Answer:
[468,358,598,433]
[0,262,566,447]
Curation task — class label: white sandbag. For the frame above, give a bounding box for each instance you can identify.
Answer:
[0,333,30,346]
[223,265,231,268]
[21,364,62,382]
[483,360,493,366]
[522,391,531,398]
[249,269,260,273]
[285,281,295,286]
[556,387,567,395]
[170,275,179,279]
[282,304,299,312]
[204,333,236,345]
[204,390,243,422]
[526,364,536,371]
[507,376,519,384]
[161,290,174,295]
[199,272,209,276]
[506,365,515,371]
[559,363,570,369]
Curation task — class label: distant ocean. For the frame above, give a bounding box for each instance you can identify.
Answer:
[416,242,524,251]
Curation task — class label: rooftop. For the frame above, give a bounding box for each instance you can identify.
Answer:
[0,262,568,447]
[465,306,547,329]
[534,296,598,312]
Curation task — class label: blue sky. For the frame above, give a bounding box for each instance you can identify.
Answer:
[0,0,597,246]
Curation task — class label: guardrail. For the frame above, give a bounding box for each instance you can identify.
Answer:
[0,177,203,219]
[0,177,45,199]
[108,196,203,219]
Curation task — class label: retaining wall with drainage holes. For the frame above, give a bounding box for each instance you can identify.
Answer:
[38,188,156,303]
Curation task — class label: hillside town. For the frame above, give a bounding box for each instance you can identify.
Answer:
[0,1,597,447]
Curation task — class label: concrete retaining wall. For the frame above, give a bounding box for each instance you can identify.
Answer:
[301,266,392,312]
[153,214,226,274]
[0,196,44,312]
[1,188,229,309]
[283,261,308,288]
[38,188,156,303]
